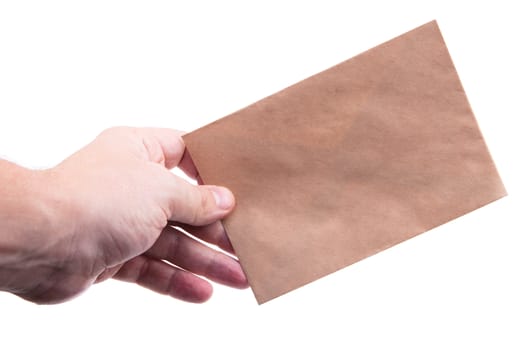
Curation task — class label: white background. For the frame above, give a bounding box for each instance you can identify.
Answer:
[1,1,523,349]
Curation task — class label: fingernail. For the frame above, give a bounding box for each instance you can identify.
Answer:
[210,187,234,210]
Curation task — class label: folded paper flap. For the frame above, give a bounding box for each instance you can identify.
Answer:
[183,20,506,304]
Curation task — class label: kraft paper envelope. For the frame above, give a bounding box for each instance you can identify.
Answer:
[182,20,506,304]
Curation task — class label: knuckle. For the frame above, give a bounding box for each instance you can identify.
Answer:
[190,188,213,224]
[141,135,166,165]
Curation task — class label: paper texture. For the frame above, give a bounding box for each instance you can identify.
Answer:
[182,20,506,304]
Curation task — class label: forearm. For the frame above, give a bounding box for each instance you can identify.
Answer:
[0,160,65,292]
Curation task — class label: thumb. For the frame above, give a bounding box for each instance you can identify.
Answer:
[167,176,235,226]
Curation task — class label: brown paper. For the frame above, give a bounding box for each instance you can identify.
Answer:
[182,20,506,304]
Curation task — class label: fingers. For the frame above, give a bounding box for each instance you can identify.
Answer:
[132,127,187,169]
[113,255,213,303]
[145,226,248,289]
[167,175,235,226]
[175,221,235,254]
[135,128,204,185]
[96,127,196,172]
[106,127,233,226]
[112,224,249,303]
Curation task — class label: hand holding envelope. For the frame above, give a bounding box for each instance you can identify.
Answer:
[183,20,506,304]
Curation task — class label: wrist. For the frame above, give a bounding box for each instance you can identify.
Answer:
[0,161,70,291]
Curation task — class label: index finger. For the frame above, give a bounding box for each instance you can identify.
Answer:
[136,128,186,169]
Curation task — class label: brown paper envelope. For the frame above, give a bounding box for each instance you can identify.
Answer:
[182,20,507,304]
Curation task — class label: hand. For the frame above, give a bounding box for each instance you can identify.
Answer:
[0,127,248,304]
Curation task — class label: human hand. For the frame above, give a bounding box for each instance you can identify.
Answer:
[0,127,248,304]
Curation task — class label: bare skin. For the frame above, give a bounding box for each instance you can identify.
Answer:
[0,127,248,304]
